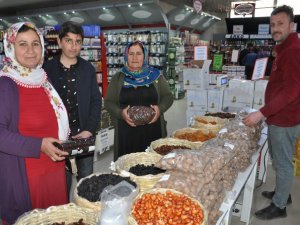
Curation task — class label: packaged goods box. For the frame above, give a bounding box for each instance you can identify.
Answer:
[253,80,268,110]
[207,88,224,113]
[223,79,255,111]
[183,60,211,90]
[186,89,207,111]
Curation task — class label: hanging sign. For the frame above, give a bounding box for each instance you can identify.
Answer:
[194,45,208,60]
[213,54,223,71]
[234,3,255,15]
[193,0,203,13]
[252,57,268,80]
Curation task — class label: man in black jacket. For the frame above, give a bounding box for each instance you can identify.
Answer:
[43,21,101,196]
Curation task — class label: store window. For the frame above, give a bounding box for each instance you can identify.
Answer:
[277,0,300,15]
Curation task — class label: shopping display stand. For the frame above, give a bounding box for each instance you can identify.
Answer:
[216,139,268,225]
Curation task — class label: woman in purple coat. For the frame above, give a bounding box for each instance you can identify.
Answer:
[0,22,69,224]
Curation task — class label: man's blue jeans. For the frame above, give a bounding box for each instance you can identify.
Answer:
[268,124,300,208]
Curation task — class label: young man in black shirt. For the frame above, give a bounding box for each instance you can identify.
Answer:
[44,21,101,196]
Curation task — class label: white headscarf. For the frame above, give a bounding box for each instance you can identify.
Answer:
[0,22,69,140]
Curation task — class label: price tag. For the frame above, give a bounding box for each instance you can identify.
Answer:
[159,174,170,182]
[163,152,176,159]
[224,142,235,150]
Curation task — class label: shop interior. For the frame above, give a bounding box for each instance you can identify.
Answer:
[0,0,300,225]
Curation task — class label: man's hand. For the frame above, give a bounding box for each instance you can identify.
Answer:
[242,111,265,126]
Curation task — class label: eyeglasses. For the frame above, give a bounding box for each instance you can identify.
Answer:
[63,37,83,46]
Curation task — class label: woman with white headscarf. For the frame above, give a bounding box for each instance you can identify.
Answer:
[0,22,69,224]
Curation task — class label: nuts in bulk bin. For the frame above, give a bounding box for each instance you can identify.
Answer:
[73,173,138,212]
[113,152,165,192]
[129,188,207,225]
[149,137,201,155]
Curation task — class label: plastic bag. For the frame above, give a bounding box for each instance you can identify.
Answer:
[99,181,137,225]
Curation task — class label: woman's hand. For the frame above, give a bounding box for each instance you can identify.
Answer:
[41,137,69,162]
[149,105,160,124]
[242,111,264,126]
[72,131,92,139]
[122,106,136,127]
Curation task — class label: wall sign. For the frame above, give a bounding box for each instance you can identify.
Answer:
[233,25,243,34]
[231,49,239,63]
[194,46,208,60]
[252,57,268,80]
[258,24,270,34]
[234,3,255,15]
[213,54,223,71]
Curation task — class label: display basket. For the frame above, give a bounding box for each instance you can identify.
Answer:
[190,115,228,133]
[128,188,207,225]
[14,203,99,225]
[114,152,164,192]
[73,172,138,212]
[149,137,201,155]
[172,127,216,143]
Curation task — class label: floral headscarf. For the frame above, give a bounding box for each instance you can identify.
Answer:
[0,22,69,140]
[121,41,160,88]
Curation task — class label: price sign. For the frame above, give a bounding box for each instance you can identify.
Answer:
[213,54,223,71]
[252,57,268,80]
[194,46,208,60]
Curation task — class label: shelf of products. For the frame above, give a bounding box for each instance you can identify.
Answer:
[104,30,168,80]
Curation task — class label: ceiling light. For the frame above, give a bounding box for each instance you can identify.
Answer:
[186,7,189,11]
[103,7,106,10]
[72,11,75,13]
[46,14,49,16]
[140,3,143,6]
[64,12,67,15]
[39,15,42,17]
[128,4,131,7]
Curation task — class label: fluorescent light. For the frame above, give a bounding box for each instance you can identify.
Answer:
[128,4,131,7]
[140,3,143,6]
[103,7,106,10]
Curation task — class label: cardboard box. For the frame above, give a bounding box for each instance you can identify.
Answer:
[253,80,268,109]
[207,88,224,112]
[186,89,208,111]
[223,80,255,111]
[183,60,211,90]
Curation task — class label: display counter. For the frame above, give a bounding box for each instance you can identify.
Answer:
[216,139,268,225]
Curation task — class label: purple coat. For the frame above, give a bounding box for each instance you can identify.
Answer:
[0,77,42,224]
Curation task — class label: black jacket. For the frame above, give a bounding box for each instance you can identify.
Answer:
[43,56,102,135]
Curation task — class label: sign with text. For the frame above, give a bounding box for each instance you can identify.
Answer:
[194,45,208,60]
[258,24,270,34]
[213,54,223,71]
[231,49,239,63]
[233,25,244,34]
[252,57,268,80]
